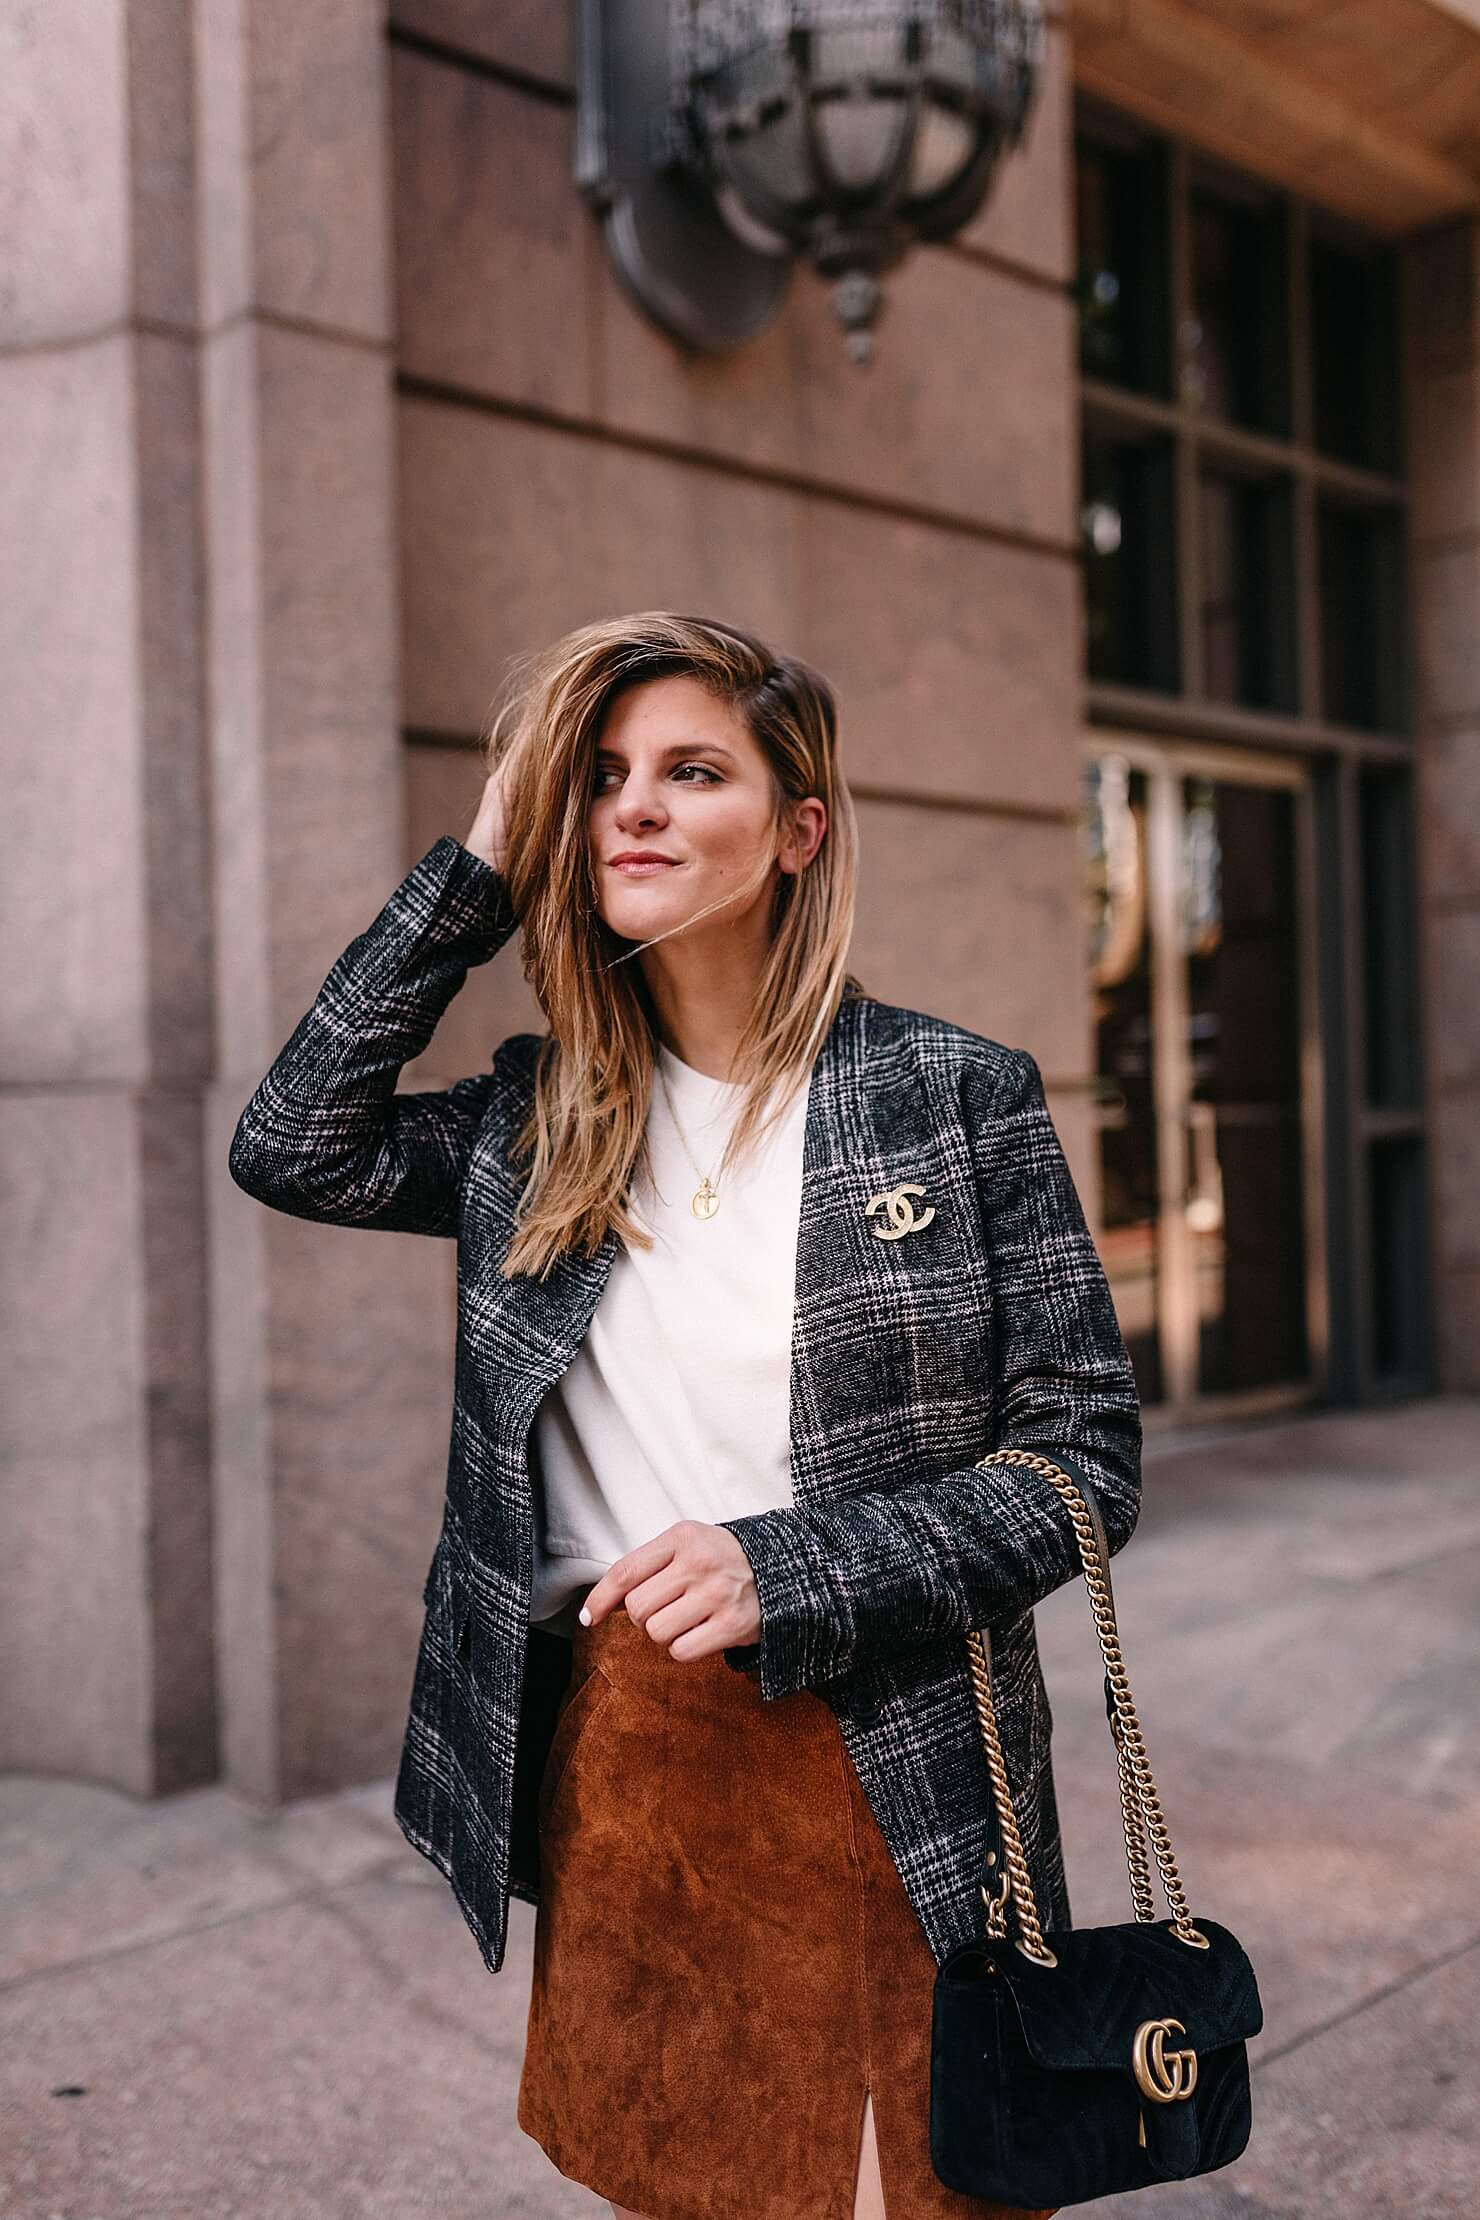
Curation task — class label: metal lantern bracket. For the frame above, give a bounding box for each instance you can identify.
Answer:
[575,0,794,355]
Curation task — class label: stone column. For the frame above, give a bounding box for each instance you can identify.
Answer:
[0,0,428,1803]
[197,0,441,1807]
[1405,217,1480,1390]
[1,0,219,1795]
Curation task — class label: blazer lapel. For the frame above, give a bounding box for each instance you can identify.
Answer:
[787,991,984,1508]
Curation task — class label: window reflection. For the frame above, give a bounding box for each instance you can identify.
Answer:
[1197,468,1298,712]
[1082,429,1179,691]
[1086,756,1162,1403]
[1183,186,1291,434]
[1318,499,1407,733]
[1182,777,1307,1395]
[1087,759,1312,1405]
[1310,230,1400,473]
[1075,134,1170,395]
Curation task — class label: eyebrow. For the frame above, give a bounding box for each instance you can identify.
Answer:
[593,740,738,764]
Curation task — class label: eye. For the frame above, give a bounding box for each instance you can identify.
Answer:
[592,761,722,789]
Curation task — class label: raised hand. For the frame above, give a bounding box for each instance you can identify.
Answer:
[462,750,518,875]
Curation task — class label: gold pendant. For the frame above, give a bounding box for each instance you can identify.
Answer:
[691,1177,720,1220]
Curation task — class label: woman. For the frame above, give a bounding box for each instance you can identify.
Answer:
[228,611,1142,2220]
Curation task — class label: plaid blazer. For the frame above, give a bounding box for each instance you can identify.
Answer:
[228,834,1142,1975]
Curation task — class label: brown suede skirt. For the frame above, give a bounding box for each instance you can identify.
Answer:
[516,1605,1054,2220]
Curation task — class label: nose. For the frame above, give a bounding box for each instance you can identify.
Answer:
[610,772,669,833]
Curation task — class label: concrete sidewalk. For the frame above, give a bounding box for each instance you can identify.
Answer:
[3,1397,1477,2219]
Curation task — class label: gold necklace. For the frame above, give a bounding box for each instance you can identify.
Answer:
[655,1057,725,1219]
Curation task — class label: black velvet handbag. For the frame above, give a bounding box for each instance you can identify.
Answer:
[930,1449,1264,2208]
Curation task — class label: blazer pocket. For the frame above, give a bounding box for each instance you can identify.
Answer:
[422,1532,474,1665]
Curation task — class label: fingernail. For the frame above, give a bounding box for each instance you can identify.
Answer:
[578,1605,591,1626]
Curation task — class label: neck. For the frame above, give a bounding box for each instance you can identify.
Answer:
[642,955,768,1084]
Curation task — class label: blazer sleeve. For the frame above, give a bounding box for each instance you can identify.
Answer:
[226,834,522,1238]
[714,1045,1143,1700]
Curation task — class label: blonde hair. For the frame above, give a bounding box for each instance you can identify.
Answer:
[485,610,864,1280]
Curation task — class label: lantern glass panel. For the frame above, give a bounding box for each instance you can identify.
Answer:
[927,23,976,95]
[907,103,976,196]
[809,24,906,84]
[806,24,911,191]
[813,93,912,189]
[722,109,816,209]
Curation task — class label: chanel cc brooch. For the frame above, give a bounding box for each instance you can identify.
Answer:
[864,1183,936,1241]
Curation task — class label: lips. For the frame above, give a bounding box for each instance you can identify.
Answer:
[608,855,678,873]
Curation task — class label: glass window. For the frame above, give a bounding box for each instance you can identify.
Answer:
[1182,777,1308,1395]
[1081,427,1179,691]
[1197,466,1298,712]
[1368,1137,1429,1380]
[1074,108,1424,1406]
[1359,766,1422,1108]
[1184,184,1291,435]
[1085,756,1163,1404]
[1075,132,1171,396]
[1310,228,1401,474]
[1318,498,1407,732]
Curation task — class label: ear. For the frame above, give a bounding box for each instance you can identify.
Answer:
[777,795,827,875]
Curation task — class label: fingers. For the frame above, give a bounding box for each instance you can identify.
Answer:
[637,1591,713,1650]
[573,1521,759,1662]
[579,1526,686,1624]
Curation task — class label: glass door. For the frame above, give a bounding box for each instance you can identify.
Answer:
[1084,739,1326,1423]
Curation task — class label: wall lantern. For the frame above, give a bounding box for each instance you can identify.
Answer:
[575,0,1047,364]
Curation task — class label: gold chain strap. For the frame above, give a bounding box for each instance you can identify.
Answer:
[966,1448,1209,1966]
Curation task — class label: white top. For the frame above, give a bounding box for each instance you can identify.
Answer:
[528,1041,811,1636]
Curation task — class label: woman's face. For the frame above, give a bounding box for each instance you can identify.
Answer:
[589,673,819,948]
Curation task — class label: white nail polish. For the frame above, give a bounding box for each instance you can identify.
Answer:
[578,1605,591,1626]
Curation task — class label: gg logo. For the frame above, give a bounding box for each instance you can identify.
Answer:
[1131,2017,1199,2104]
[865,1183,937,1241]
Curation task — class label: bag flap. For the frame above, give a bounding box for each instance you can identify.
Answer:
[967,1917,1263,2073]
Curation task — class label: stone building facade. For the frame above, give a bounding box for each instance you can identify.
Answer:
[3,0,1477,1807]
